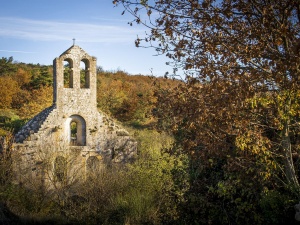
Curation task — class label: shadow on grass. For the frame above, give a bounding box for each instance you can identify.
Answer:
[0,202,75,225]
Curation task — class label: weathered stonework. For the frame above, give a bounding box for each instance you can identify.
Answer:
[14,45,137,183]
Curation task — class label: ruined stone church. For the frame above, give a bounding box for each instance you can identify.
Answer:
[14,45,137,182]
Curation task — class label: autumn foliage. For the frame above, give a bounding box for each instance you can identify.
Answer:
[97,69,179,125]
[1,0,300,221]
[113,0,300,224]
[0,57,186,224]
[0,59,177,135]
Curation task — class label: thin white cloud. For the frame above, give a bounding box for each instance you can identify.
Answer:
[0,17,144,43]
[0,49,36,53]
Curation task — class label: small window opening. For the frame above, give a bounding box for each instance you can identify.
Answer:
[67,115,86,146]
[54,156,67,182]
[86,156,100,172]
[70,121,77,146]
[64,59,73,88]
[80,59,90,88]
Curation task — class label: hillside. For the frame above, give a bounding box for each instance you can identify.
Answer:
[1,55,299,225]
[0,57,180,136]
[0,57,186,225]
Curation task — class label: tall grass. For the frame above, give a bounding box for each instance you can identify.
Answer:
[0,129,189,225]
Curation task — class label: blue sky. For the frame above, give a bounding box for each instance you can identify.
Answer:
[0,0,171,76]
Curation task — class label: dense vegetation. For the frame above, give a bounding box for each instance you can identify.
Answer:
[114,0,300,224]
[0,57,53,136]
[1,0,300,223]
[0,57,187,225]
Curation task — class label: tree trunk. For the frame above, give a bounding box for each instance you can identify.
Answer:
[281,98,299,187]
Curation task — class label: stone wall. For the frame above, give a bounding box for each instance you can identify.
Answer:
[14,45,137,186]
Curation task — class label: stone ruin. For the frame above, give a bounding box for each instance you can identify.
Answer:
[13,45,137,184]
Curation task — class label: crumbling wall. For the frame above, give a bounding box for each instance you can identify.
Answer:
[13,45,137,186]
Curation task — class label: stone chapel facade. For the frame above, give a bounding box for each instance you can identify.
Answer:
[13,45,137,183]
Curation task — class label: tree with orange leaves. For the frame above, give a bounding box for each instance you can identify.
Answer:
[114,0,300,223]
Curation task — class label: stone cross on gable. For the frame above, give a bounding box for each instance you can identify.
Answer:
[73,38,76,46]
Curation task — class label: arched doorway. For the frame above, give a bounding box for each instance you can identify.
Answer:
[65,115,86,146]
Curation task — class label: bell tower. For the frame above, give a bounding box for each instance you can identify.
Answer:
[53,45,97,110]
[52,45,98,146]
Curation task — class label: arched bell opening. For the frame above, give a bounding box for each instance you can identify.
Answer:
[80,58,90,88]
[63,58,73,88]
